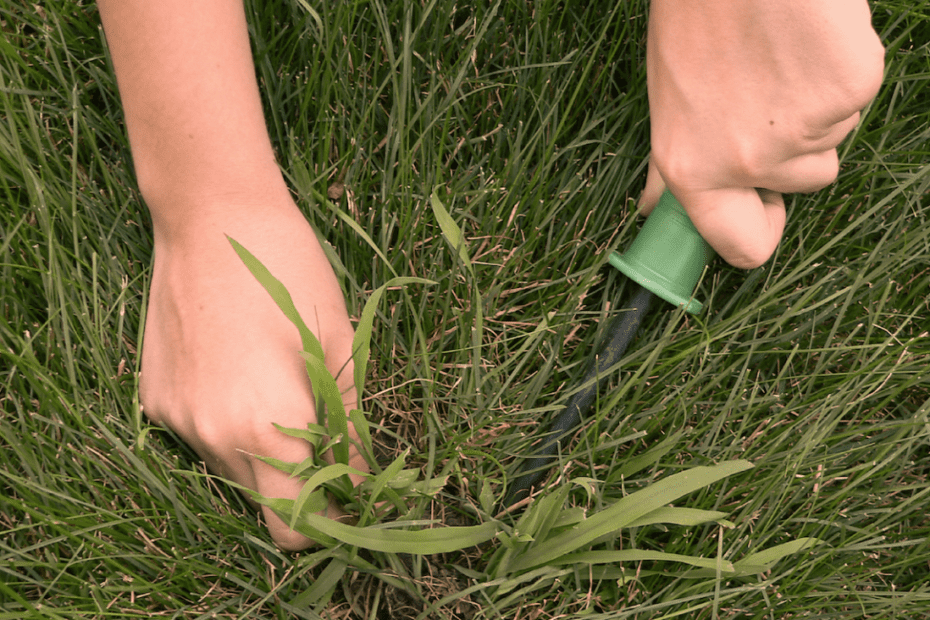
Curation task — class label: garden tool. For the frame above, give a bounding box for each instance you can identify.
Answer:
[502,189,714,509]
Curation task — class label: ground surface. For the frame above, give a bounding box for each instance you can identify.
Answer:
[1,1,928,618]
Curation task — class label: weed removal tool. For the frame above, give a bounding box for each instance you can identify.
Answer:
[503,189,714,509]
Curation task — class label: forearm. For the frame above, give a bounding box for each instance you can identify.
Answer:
[98,0,285,223]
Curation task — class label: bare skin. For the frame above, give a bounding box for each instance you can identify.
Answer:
[641,0,885,268]
[98,0,366,551]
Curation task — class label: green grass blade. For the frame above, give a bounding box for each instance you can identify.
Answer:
[271,421,326,447]
[329,207,399,277]
[510,460,754,572]
[562,549,735,572]
[299,351,351,463]
[731,537,823,576]
[358,446,409,516]
[626,506,731,528]
[429,190,472,270]
[293,511,499,554]
[289,463,365,531]
[351,276,433,394]
[616,431,684,479]
[289,487,329,531]
[227,235,325,362]
[348,408,377,472]
[294,556,348,610]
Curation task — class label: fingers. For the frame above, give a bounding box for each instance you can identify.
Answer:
[756,111,858,193]
[641,160,787,269]
[761,149,840,195]
[804,111,861,153]
[251,364,367,552]
[253,443,318,551]
[639,158,666,215]
[676,186,786,269]
[643,111,855,268]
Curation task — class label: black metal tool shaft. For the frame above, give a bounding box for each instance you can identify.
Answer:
[503,284,655,509]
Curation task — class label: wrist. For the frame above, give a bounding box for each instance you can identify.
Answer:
[140,173,298,247]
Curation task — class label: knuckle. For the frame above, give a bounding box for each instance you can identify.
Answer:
[726,142,770,185]
[190,408,229,450]
[266,514,314,551]
[651,146,700,190]
[805,150,840,191]
[727,244,771,270]
[844,35,886,108]
[819,152,841,185]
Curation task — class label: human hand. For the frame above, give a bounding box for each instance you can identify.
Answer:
[139,191,367,551]
[641,0,885,268]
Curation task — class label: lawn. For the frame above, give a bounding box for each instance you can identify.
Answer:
[1,1,928,618]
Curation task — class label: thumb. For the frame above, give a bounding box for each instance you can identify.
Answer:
[677,186,786,269]
[638,157,666,216]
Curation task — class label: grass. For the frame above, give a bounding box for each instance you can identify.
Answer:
[1,0,928,618]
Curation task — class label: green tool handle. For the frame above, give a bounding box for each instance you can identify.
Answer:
[609,190,714,314]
